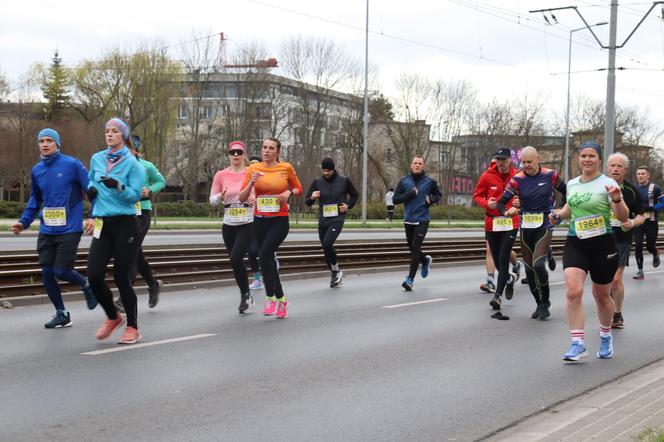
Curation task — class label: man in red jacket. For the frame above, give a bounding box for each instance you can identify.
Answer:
[473,148,521,310]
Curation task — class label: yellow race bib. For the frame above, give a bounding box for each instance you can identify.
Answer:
[323,204,339,217]
[93,218,104,239]
[522,212,544,229]
[135,202,142,216]
[575,214,606,239]
[225,204,250,223]
[492,216,513,232]
[42,207,67,227]
[256,196,280,213]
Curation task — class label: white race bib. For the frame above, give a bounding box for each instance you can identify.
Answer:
[135,202,142,216]
[575,214,606,239]
[609,211,621,228]
[225,204,250,223]
[492,216,513,232]
[323,204,339,218]
[93,218,103,239]
[256,195,280,213]
[42,207,67,226]
[521,212,544,229]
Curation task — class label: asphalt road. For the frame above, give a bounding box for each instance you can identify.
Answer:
[2,260,664,441]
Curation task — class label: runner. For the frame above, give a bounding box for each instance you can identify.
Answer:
[248,154,264,290]
[473,148,520,310]
[549,141,628,361]
[605,153,645,329]
[385,188,395,223]
[498,146,566,319]
[239,137,302,319]
[481,244,521,293]
[11,128,96,328]
[115,135,165,310]
[633,166,661,279]
[210,141,256,313]
[85,118,146,344]
[393,155,442,291]
[304,157,359,287]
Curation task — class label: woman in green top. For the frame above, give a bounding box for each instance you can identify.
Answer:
[550,141,628,362]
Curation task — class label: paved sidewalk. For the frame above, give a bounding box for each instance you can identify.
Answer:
[491,359,664,441]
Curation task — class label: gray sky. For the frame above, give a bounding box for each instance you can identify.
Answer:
[2,0,663,137]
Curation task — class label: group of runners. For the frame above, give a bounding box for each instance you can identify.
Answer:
[10,124,663,360]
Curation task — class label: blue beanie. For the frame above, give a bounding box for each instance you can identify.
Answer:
[37,128,61,147]
[105,117,130,140]
[579,141,603,158]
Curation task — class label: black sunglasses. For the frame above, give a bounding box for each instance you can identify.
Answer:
[228,150,244,156]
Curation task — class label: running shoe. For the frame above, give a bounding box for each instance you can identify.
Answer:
[633,270,645,280]
[512,261,521,281]
[654,252,661,268]
[148,280,162,309]
[95,315,125,340]
[521,278,528,285]
[505,272,517,300]
[421,255,432,278]
[82,280,97,310]
[536,304,550,320]
[263,297,277,316]
[330,270,343,288]
[531,307,540,319]
[489,295,502,310]
[44,310,72,329]
[612,312,624,329]
[249,279,264,290]
[239,293,255,314]
[480,280,496,293]
[113,297,125,313]
[597,335,614,359]
[548,256,557,271]
[118,326,142,344]
[276,298,289,319]
[402,277,414,292]
[563,342,588,361]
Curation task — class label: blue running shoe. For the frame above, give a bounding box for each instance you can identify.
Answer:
[421,255,432,278]
[597,335,614,359]
[82,279,97,310]
[402,277,414,291]
[563,342,588,361]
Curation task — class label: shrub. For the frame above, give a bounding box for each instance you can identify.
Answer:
[0,201,25,218]
[155,200,210,217]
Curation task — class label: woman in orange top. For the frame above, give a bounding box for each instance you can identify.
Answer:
[240,137,302,319]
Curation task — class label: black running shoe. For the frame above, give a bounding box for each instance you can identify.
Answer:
[238,293,255,314]
[480,280,496,293]
[148,280,162,308]
[512,261,521,281]
[330,270,343,288]
[654,253,660,268]
[505,272,516,300]
[537,304,550,319]
[531,306,540,319]
[44,310,72,328]
[489,295,502,310]
[548,256,556,271]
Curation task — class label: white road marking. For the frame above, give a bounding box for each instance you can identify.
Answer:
[81,333,216,355]
[382,298,448,309]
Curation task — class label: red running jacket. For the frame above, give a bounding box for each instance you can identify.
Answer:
[473,161,520,232]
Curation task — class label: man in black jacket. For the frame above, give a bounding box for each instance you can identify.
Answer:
[305,158,359,287]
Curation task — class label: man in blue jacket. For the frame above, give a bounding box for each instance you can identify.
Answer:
[393,155,442,291]
[11,128,97,328]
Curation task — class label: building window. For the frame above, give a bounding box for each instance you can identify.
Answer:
[179,104,189,119]
[199,105,213,120]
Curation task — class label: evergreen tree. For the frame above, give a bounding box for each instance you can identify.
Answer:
[42,50,70,121]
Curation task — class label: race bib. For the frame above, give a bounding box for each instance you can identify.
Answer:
[323,204,339,218]
[522,212,544,229]
[42,207,67,226]
[135,202,142,216]
[644,210,655,221]
[609,211,621,228]
[225,204,250,223]
[257,195,280,213]
[93,218,103,239]
[575,214,606,239]
[492,216,513,232]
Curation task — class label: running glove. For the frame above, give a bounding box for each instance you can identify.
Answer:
[101,177,124,191]
[86,187,98,201]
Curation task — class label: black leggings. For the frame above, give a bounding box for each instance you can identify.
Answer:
[405,221,430,279]
[254,217,289,298]
[486,229,518,297]
[634,220,659,269]
[132,211,157,288]
[520,227,552,307]
[87,216,139,328]
[318,219,344,268]
[222,223,253,296]
[248,238,260,274]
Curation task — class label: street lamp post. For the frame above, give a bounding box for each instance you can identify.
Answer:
[564,21,607,181]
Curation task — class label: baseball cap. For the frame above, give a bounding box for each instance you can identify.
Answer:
[492,147,511,159]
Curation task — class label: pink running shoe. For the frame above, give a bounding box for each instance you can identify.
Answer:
[95,315,125,340]
[118,326,142,344]
[263,297,277,316]
[276,298,289,319]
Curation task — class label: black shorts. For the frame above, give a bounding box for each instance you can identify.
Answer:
[616,238,631,268]
[562,234,618,285]
[37,232,83,270]
[387,205,395,212]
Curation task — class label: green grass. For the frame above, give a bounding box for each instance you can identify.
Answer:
[637,426,664,441]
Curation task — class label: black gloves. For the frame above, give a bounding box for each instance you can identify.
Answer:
[101,177,123,191]
[86,187,98,201]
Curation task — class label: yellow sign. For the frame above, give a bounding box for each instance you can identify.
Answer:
[323,204,339,217]
[575,214,606,239]
[42,207,67,226]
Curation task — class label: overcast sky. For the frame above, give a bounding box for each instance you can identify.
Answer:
[2,0,663,136]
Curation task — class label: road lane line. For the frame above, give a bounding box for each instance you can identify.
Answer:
[381,298,448,309]
[81,333,216,355]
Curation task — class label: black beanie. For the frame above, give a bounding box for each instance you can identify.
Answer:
[321,157,335,170]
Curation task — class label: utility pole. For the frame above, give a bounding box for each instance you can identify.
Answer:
[362,0,369,225]
[530,2,663,162]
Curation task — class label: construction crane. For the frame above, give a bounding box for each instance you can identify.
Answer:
[216,32,279,71]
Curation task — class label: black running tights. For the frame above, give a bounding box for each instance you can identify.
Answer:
[405,221,430,279]
[486,229,518,297]
[132,211,157,288]
[318,219,344,268]
[254,217,289,298]
[222,223,253,296]
[520,227,552,307]
[634,220,659,269]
